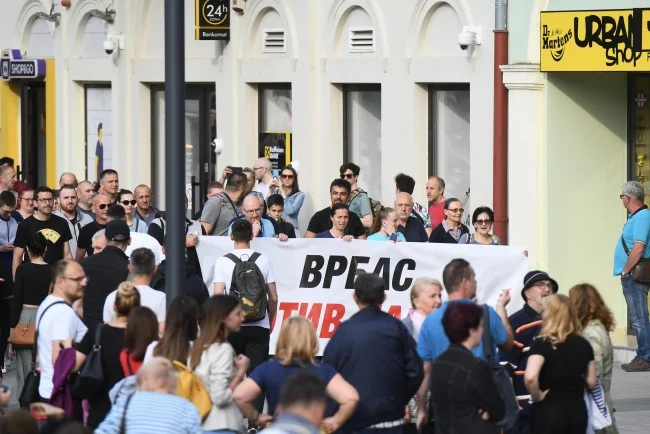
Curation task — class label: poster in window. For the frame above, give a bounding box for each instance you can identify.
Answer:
[85,88,113,183]
[258,132,292,173]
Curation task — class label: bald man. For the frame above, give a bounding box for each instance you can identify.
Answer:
[75,194,112,261]
[134,184,163,226]
[59,172,78,189]
[227,195,288,241]
[77,180,95,218]
[253,158,276,200]
[395,192,428,242]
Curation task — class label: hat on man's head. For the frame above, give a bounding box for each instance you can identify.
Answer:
[521,270,558,302]
[105,219,130,242]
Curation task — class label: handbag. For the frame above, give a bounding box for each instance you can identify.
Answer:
[584,379,612,431]
[621,238,650,284]
[8,322,36,348]
[18,301,67,408]
[481,305,519,431]
[73,324,104,399]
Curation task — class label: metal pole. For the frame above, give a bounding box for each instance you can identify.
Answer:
[164,0,185,306]
[493,0,509,244]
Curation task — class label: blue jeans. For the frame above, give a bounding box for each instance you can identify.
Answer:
[622,276,650,360]
[354,426,404,434]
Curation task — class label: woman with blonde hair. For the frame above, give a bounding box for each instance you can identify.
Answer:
[77,282,141,428]
[190,295,248,434]
[524,294,598,434]
[233,316,359,433]
[569,284,618,434]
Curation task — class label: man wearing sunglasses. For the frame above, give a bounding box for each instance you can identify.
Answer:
[75,194,112,261]
[12,187,73,279]
[55,185,94,259]
[340,163,374,230]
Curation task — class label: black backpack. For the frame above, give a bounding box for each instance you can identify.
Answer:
[226,253,267,323]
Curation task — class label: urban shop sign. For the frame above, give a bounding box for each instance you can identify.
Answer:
[540,9,650,72]
[1,49,46,81]
[195,0,230,41]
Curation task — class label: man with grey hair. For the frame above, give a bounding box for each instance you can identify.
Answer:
[91,229,107,254]
[395,192,428,242]
[0,165,17,199]
[59,172,78,189]
[103,247,166,329]
[615,180,650,372]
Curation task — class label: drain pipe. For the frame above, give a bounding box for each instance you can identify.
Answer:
[493,0,509,244]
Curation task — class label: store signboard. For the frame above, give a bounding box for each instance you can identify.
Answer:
[195,0,230,41]
[258,132,292,173]
[540,9,650,72]
[1,49,46,81]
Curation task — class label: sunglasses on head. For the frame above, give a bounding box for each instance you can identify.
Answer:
[121,200,136,206]
[340,173,354,179]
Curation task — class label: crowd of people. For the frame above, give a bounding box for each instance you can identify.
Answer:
[0,155,645,434]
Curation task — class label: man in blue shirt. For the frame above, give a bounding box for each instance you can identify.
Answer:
[615,181,650,372]
[228,195,288,241]
[416,258,513,427]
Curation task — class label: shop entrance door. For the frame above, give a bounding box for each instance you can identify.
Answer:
[151,84,217,217]
[20,82,47,188]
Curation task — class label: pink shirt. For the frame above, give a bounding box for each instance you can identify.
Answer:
[429,201,446,229]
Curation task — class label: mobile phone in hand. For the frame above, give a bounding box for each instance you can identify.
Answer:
[389,233,398,242]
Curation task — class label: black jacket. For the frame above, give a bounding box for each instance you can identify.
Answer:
[430,344,505,434]
[322,307,423,433]
[150,260,210,307]
[80,246,129,327]
[428,222,469,244]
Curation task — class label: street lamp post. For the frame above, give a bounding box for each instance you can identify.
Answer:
[164,0,186,306]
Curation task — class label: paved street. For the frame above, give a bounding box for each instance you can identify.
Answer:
[1,358,649,431]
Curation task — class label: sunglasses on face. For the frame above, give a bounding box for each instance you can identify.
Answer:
[121,200,137,206]
[280,174,294,179]
[340,174,354,179]
[447,208,464,214]
[98,203,109,210]
[476,219,492,226]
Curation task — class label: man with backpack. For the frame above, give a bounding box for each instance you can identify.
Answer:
[340,163,376,230]
[212,219,278,417]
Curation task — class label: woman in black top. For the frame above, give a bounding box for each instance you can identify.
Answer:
[430,302,505,434]
[524,294,597,434]
[11,233,51,398]
[77,282,141,429]
[428,198,469,244]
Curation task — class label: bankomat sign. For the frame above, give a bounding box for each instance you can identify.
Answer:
[1,49,46,81]
[540,9,650,72]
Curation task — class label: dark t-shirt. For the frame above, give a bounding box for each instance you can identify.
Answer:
[14,215,72,264]
[307,207,366,238]
[316,231,334,238]
[77,324,126,428]
[77,221,106,255]
[529,334,594,401]
[10,263,52,327]
[249,360,337,415]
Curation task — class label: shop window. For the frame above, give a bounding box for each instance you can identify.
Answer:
[84,85,112,183]
[631,75,650,207]
[343,85,382,199]
[258,85,293,174]
[428,85,470,223]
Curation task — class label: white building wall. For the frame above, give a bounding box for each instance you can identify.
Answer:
[2,0,495,226]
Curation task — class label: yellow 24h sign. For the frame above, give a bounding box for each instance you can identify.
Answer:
[540,9,650,72]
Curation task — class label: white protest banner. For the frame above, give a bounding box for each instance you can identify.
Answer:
[197,237,528,355]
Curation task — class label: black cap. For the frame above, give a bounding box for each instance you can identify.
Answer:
[521,270,558,302]
[105,220,130,242]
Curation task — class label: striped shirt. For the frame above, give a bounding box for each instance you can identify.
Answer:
[94,391,202,434]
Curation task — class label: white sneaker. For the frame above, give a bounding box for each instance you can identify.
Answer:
[1,367,6,375]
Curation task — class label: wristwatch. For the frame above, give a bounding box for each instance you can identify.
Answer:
[621,271,629,277]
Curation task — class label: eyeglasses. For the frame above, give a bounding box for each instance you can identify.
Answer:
[447,208,464,214]
[37,198,54,203]
[280,174,294,179]
[98,203,109,210]
[62,276,88,284]
[533,281,553,289]
[0,208,15,215]
[253,167,264,171]
[21,197,34,202]
[244,208,263,215]
[476,219,492,226]
[620,194,629,199]
[121,200,136,206]
[340,173,354,179]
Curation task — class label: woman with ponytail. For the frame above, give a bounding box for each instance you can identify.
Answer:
[77,282,141,428]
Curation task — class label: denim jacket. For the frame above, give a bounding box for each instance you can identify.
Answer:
[272,189,304,229]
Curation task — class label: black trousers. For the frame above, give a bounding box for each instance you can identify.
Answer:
[0,297,10,370]
[228,325,270,414]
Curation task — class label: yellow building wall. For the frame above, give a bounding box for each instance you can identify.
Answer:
[45,59,56,188]
[545,72,629,333]
[0,81,20,161]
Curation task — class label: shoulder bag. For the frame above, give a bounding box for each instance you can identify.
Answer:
[621,237,650,284]
[18,300,67,408]
[72,324,104,399]
[8,322,36,348]
[481,304,519,431]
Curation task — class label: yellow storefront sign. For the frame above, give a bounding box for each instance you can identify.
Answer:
[540,9,650,72]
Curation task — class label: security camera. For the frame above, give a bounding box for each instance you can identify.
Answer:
[103,39,116,55]
[458,26,482,51]
[211,138,224,155]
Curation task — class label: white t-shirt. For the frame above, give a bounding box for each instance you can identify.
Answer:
[125,232,165,265]
[255,181,271,201]
[143,340,192,364]
[103,284,167,323]
[212,249,275,329]
[36,295,88,399]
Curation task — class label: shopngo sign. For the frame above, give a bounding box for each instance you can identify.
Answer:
[1,49,46,81]
[197,237,527,355]
[540,9,650,72]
